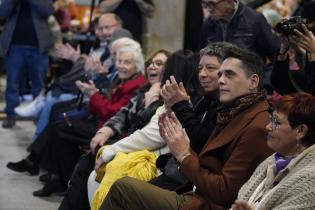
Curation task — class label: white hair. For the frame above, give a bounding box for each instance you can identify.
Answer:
[115,43,144,74]
[111,37,141,53]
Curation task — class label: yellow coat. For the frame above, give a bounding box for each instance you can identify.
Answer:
[92,149,158,210]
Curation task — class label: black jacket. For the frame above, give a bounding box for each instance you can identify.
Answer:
[172,95,220,154]
[151,95,220,190]
[271,57,315,95]
[104,86,163,140]
[200,2,280,59]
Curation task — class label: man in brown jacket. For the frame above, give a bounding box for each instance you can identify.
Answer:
[99,46,273,210]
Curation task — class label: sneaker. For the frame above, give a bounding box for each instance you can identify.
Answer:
[6,159,39,175]
[2,117,16,128]
[14,94,45,117]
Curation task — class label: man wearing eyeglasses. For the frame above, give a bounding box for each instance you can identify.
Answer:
[199,0,280,60]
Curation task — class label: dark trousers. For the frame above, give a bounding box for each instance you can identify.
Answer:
[28,121,56,163]
[58,137,121,210]
[40,117,98,182]
[100,176,192,210]
[59,153,96,210]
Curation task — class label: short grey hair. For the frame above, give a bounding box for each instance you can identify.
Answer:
[200,42,235,63]
[116,45,144,74]
[111,37,141,51]
[110,28,133,42]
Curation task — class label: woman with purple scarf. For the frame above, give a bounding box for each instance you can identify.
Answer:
[231,92,315,210]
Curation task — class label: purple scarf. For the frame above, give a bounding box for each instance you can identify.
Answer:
[274,152,293,174]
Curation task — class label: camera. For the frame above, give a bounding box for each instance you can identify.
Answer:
[275,16,306,36]
[81,74,91,84]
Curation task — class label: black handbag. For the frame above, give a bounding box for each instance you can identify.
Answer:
[50,98,89,126]
[156,153,187,184]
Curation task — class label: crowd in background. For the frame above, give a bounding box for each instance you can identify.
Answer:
[1,0,315,210]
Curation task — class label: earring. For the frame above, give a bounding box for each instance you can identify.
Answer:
[296,141,301,151]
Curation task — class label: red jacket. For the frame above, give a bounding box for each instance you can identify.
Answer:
[88,74,146,128]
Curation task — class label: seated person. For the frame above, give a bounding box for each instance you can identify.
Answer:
[15,13,124,140]
[150,42,234,190]
[6,44,146,196]
[98,46,273,210]
[58,48,171,210]
[232,93,315,210]
[6,37,141,172]
[89,49,171,153]
[87,49,203,206]
[89,50,203,171]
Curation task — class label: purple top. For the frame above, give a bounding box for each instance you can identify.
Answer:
[274,152,293,174]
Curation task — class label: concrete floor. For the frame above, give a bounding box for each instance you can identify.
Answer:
[0,121,62,210]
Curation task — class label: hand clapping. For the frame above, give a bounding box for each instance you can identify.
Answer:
[159,111,191,163]
[160,76,190,110]
[55,43,81,62]
[84,56,109,75]
[144,82,161,108]
[75,80,98,97]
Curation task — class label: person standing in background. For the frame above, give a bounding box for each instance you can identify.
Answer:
[98,0,154,44]
[199,0,279,59]
[0,0,54,128]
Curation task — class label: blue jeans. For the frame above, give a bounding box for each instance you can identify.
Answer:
[4,46,49,117]
[33,91,76,140]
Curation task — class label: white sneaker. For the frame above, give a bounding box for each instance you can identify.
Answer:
[14,94,46,117]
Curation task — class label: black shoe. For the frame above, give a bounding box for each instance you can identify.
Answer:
[39,173,51,183]
[6,159,39,175]
[33,179,67,197]
[26,144,32,153]
[2,117,16,128]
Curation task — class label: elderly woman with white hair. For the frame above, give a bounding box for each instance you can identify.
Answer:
[37,44,146,196]
[6,42,146,197]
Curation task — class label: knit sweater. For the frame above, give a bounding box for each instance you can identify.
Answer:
[237,144,315,210]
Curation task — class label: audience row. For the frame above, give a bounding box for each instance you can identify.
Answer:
[2,0,315,210]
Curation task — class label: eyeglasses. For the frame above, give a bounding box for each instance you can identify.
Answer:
[269,115,281,130]
[201,0,223,8]
[96,24,118,31]
[147,60,165,68]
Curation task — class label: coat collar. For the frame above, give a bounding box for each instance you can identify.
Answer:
[200,100,269,156]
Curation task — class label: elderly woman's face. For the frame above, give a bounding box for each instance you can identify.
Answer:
[146,52,168,85]
[116,51,137,80]
[266,111,300,156]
